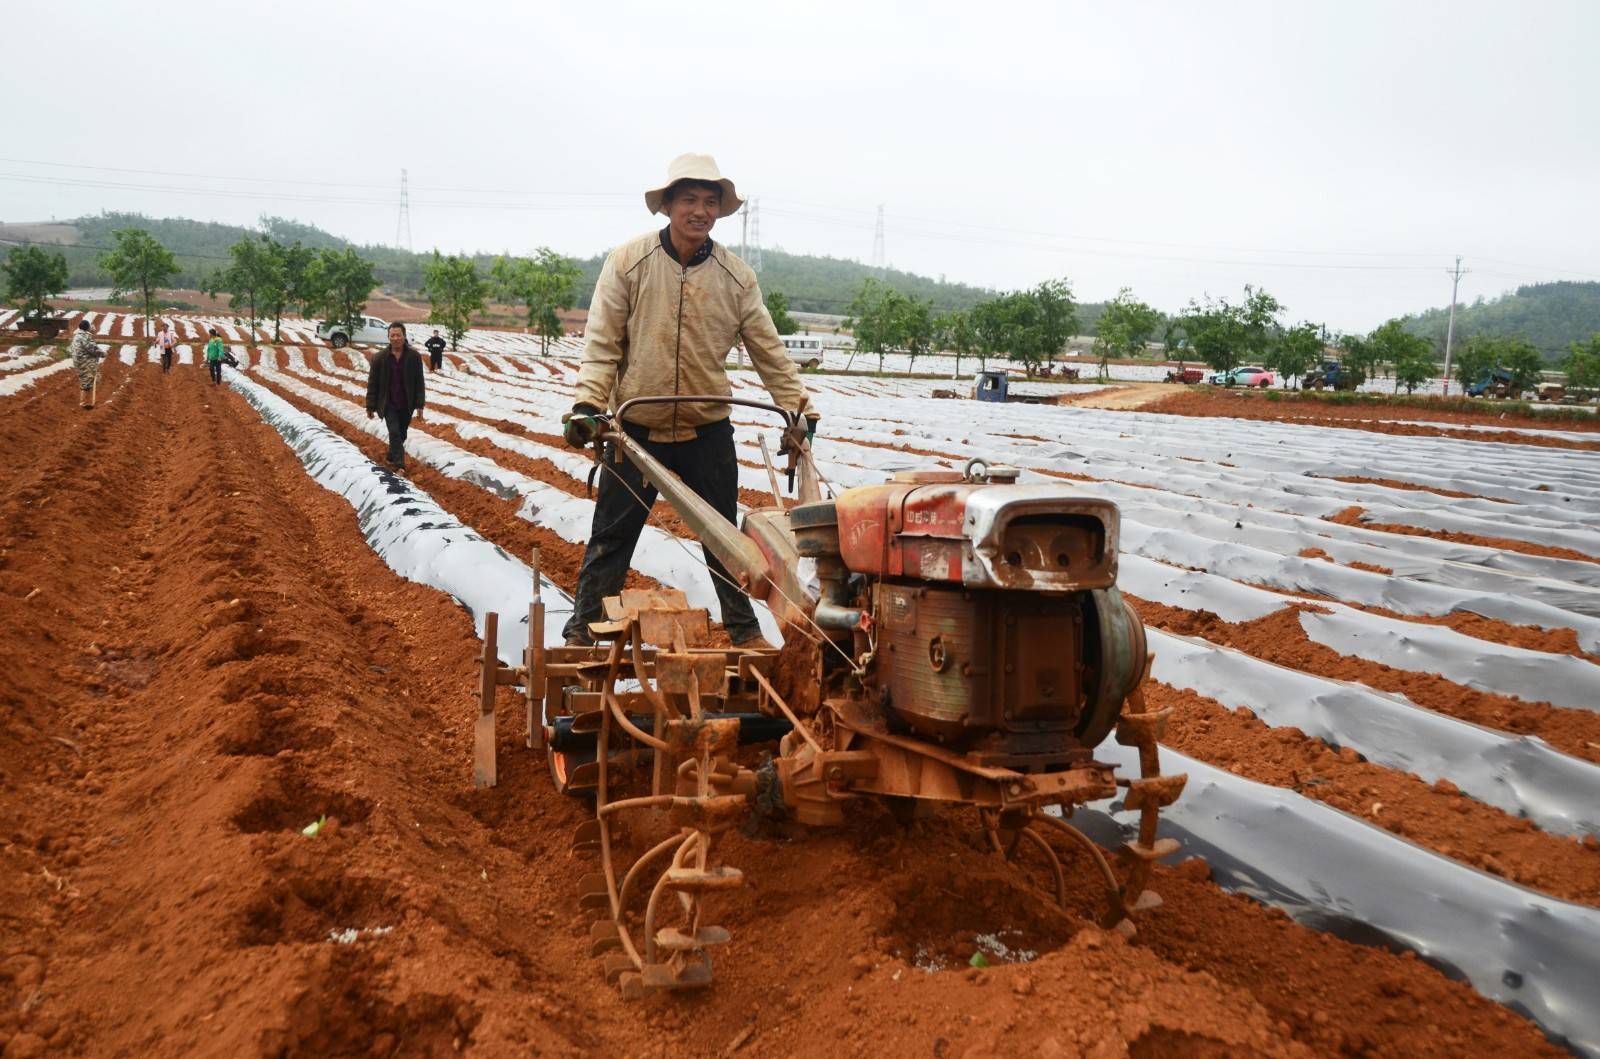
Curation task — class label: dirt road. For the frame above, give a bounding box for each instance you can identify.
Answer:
[0,360,1567,1056]
[1061,383,1176,411]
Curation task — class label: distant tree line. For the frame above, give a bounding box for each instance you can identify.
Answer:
[1395,281,1600,359]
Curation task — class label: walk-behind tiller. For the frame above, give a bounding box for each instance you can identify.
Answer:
[476,396,1185,998]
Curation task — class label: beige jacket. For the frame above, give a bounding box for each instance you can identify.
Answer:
[573,229,814,442]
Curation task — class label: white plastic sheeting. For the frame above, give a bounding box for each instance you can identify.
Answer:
[1085,744,1600,1058]
[226,370,572,663]
[1146,628,1600,837]
[1119,519,1600,652]
[1119,547,1600,704]
[0,357,73,397]
[248,358,782,644]
[1299,607,1600,710]
[0,353,50,374]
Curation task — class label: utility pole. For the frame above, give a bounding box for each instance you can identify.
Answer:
[395,168,413,251]
[747,198,763,273]
[739,201,748,261]
[871,204,886,274]
[1440,256,1466,396]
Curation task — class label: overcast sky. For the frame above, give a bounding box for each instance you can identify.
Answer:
[5,0,1595,330]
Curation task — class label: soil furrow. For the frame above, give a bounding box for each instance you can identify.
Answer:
[1329,505,1600,565]
[1136,677,1600,906]
[245,371,656,600]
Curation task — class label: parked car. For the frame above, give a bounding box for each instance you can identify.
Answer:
[1209,365,1274,388]
[317,315,392,348]
[781,335,825,369]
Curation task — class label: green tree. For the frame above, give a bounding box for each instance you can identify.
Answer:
[1563,334,1600,391]
[279,240,317,320]
[969,295,1014,373]
[1336,332,1376,384]
[207,235,283,334]
[1451,335,1497,392]
[1093,288,1160,380]
[1267,322,1326,387]
[492,248,581,354]
[1000,278,1078,377]
[894,294,935,372]
[100,228,179,323]
[1453,334,1543,395]
[764,289,799,335]
[305,248,377,334]
[1365,319,1437,394]
[1500,337,1546,395]
[844,277,902,372]
[1,245,70,319]
[421,251,488,351]
[1160,317,1188,362]
[934,309,978,377]
[1180,286,1281,380]
[1391,340,1438,394]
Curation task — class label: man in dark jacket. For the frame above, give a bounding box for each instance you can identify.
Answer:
[425,329,447,372]
[366,322,426,469]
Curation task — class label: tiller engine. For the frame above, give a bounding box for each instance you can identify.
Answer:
[477,397,1185,998]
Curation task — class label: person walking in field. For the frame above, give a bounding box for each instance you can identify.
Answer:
[156,321,176,373]
[68,319,103,410]
[425,328,447,372]
[559,152,817,649]
[365,321,426,470]
[204,329,226,385]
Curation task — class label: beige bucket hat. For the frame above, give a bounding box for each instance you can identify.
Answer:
[644,153,743,218]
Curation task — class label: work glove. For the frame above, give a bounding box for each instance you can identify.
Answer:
[562,403,604,449]
[779,412,820,456]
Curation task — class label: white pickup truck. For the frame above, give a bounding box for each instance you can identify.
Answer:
[316,315,392,348]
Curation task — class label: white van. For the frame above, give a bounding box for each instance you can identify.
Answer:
[782,335,825,369]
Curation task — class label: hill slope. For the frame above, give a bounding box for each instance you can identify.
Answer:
[10,213,1000,317]
[1396,281,1600,358]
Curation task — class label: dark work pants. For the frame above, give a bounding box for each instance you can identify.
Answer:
[208,360,222,384]
[429,351,443,371]
[384,407,410,467]
[562,417,760,644]
[161,350,173,373]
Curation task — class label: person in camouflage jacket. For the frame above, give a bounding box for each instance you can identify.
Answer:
[67,320,102,409]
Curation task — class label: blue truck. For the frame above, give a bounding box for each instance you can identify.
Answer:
[1466,367,1518,399]
[1301,360,1362,391]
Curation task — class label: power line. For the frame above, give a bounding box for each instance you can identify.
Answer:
[1469,256,1600,282]
[764,195,1451,261]
[0,155,636,198]
[0,172,634,212]
[7,155,1597,282]
[762,204,1444,273]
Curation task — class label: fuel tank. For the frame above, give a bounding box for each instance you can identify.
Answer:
[832,471,1118,592]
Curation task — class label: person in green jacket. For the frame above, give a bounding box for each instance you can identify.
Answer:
[204,329,225,385]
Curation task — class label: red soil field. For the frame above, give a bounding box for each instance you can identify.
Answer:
[0,358,1573,1056]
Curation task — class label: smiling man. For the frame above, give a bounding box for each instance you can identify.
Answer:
[561,153,816,648]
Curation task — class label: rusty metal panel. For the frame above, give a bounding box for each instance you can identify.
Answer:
[878,584,1090,748]
[638,608,710,647]
[879,584,985,743]
[656,651,730,697]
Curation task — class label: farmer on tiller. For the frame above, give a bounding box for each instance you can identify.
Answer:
[560,152,817,649]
